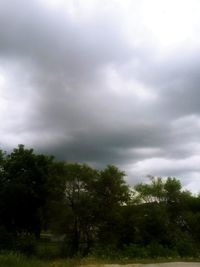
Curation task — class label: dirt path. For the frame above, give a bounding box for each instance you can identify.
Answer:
[85,263,200,267]
[144,263,200,267]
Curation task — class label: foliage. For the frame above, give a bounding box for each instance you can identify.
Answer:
[0,145,61,236]
[1,144,200,259]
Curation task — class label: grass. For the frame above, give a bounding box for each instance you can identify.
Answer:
[0,252,81,267]
[0,252,45,267]
[0,252,200,267]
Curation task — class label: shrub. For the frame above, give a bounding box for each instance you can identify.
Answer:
[174,238,199,257]
[0,226,14,251]
[15,234,37,256]
[122,244,148,258]
[36,240,62,259]
[89,246,121,260]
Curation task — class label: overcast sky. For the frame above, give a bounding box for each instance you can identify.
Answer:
[1,0,200,192]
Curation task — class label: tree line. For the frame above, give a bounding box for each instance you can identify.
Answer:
[0,144,200,258]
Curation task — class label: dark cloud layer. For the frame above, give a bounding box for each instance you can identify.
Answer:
[1,0,200,192]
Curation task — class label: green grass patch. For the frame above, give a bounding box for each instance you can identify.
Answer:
[0,252,45,267]
[0,252,200,267]
[0,252,81,267]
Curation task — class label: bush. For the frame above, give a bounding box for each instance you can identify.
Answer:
[0,226,14,251]
[15,234,37,256]
[121,243,180,259]
[146,242,178,258]
[174,238,199,257]
[122,244,148,258]
[89,246,121,260]
[36,240,62,259]
[0,227,37,256]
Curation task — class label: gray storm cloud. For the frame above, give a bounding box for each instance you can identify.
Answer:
[0,0,200,192]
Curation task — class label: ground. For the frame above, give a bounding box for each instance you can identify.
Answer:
[84,264,200,267]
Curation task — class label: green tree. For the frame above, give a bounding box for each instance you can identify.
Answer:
[164,177,181,204]
[134,176,165,203]
[95,165,130,247]
[0,150,6,227]
[63,163,99,255]
[1,145,64,237]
